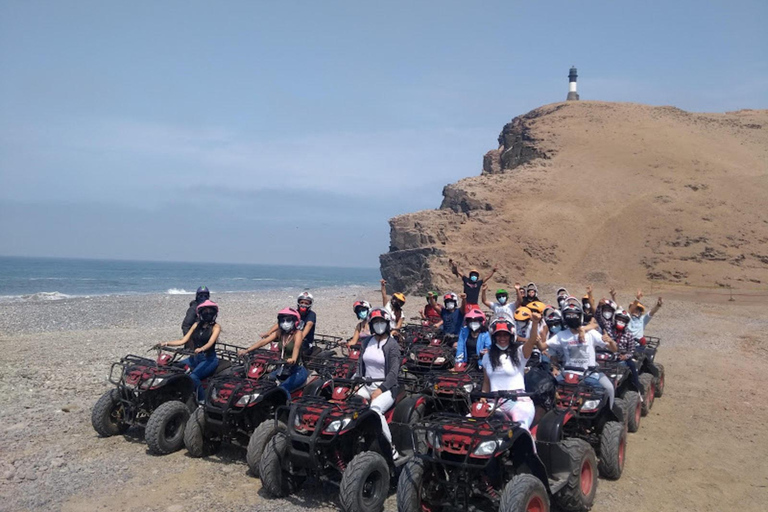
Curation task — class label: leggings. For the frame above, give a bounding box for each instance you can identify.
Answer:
[180,353,219,401]
[497,397,536,430]
[357,385,395,445]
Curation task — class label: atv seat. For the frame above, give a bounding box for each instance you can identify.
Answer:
[213,359,232,376]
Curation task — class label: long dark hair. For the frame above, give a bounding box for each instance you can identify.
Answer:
[489,336,521,370]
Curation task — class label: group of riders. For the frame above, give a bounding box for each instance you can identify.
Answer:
[160,263,664,459]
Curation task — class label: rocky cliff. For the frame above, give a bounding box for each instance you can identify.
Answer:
[380,101,768,293]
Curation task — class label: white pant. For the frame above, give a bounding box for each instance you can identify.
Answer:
[498,398,536,430]
[357,385,395,444]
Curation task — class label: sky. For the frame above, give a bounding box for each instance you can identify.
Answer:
[1,0,766,267]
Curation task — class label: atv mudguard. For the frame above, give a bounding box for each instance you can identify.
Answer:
[640,359,660,377]
[507,429,551,493]
[153,373,195,400]
[390,395,427,454]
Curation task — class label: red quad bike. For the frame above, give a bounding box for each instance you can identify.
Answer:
[91,343,242,454]
[182,348,324,473]
[536,365,627,481]
[258,376,428,512]
[398,391,598,512]
[635,336,665,415]
[420,357,483,416]
[595,351,643,432]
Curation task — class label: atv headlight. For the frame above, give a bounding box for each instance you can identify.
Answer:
[473,439,500,457]
[140,377,165,390]
[434,357,446,365]
[426,430,441,450]
[294,414,303,428]
[235,392,260,406]
[409,352,416,361]
[210,387,219,401]
[580,399,601,412]
[463,383,474,393]
[324,417,353,434]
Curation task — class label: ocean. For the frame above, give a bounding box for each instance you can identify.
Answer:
[0,256,380,301]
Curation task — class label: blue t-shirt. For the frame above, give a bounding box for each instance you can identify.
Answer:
[627,313,652,340]
[441,308,463,335]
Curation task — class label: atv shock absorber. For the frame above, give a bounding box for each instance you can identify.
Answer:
[479,475,499,500]
[332,449,346,472]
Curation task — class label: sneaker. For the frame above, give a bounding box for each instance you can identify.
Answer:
[392,446,402,460]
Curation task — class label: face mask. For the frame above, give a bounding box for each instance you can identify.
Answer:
[445,302,456,311]
[392,301,402,310]
[498,296,507,305]
[357,310,368,320]
[279,320,294,332]
[557,297,566,308]
[564,315,582,329]
[549,324,563,335]
[495,343,510,351]
[616,321,626,330]
[470,275,478,282]
[200,311,215,323]
[469,321,481,332]
[515,321,530,334]
[602,311,614,320]
[372,321,388,335]
[632,313,641,319]
[582,302,591,312]
[298,304,310,313]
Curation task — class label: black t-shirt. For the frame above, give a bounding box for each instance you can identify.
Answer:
[462,276,483,305]
[465,332,478,357]
[190,323,216,356]
[300,310,317,345]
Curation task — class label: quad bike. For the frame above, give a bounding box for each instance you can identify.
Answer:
[183,348,325,473]
[398,390,598,512]
[596,351,644,432]
[535,366,627,480]
[258,376,427,512]
[418,357,483,416]
[91,343,242,454]
[405,341,458,376]
[635,336,665,415]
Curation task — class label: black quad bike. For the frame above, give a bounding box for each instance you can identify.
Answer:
[635,336,665,415]
[91,343,242,454]
[398,391,598,512]
[182,348,325,472]
[596,351,644,433]
[535,365,627,481]
[258,376,427,512]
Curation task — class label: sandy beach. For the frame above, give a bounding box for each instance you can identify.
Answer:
[1,286,768,512]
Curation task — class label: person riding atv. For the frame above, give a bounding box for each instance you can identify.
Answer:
[182,286,210,335]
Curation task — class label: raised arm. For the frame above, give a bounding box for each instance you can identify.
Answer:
[650,297,663,317]
[483,265,498,283]
[449,258,463,278]
[523,313,541,359]
[609,287,618,303]
[380,279,389,307]
[586,285,596,312]
[601,331,618,353]
[628,289,644,315]
[514,282,523,308]
[481,283,493,308]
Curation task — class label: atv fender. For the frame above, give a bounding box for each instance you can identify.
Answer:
[390,395,427,454]
[156,373,195,400]
[641,361,660,378]
[508,429,551,493]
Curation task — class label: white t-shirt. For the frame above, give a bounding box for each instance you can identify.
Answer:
[362,339,386,381]
[490,302,515,322]
[384,303,401,330]
[481,346,528,392]
[545,329,608,369]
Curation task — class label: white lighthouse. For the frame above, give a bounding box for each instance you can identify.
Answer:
[567,66,579,101]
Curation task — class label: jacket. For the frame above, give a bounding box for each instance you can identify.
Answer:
[455,327,491,364]
[356,334,401,396]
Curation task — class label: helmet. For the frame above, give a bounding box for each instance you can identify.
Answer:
[392,292,406,304]
[297,291,314,306]
[443,292,458,303]
[495,288,508,298]
[603,300,618,312]
[196,300,218,323]
[353,300,371,313]
[527,301,546,315]
[469,268,480,277]
[561,301,584,327]
[526,282,537,291]
[514,307,532,322]
[277,307,301,331]
[489,319,515,340]
[368,308,392,335]
[425,291,437,301]
[634,302,646,314]
[195,286,210,301]
[544,308,563,328]
[464,309,486,325]
[615,309,631,324]
[556,287,569,298]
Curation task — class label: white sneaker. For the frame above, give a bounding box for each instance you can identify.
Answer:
[392,447,402,460]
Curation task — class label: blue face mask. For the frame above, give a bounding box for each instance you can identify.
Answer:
[470,275,478,282]
[549,324,563,335]
[357,310,368,320]
[498,296,507,305]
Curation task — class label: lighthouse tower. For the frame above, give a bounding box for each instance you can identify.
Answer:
[567,66,579,101]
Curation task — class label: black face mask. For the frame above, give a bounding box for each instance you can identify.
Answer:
[197,294,209,303]
[199,311,216,324]
[563,314,582,329]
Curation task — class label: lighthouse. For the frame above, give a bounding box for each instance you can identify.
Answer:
[567,66,579,101]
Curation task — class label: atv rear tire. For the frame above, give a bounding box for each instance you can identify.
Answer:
[397,458,431,512]
[654,363,665,397]
[623,391,642,433]
[259,433,302,497]
[184,407,220,457]
[552,438,597,512]
[91,389,129,437]
[340,451,390,512]
[247,419,287,477]
[598,421,626,480]
[145,400,190,455]
[639,373,655,416]
[499,473,550,512]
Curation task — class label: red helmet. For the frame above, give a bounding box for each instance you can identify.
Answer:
[489,319,515,340]
[277,307,301,331]
[353,300,371,313]
[464,309,486,324]
[368,308,392,323]
[443,292,458,303]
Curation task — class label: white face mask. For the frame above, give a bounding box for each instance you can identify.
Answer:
[515,320,530,334]
[468,321,481,332]
[279,320,294,332]
[602,310,614,320]
[372,321,388,335]
[495,342,509,350]
[445,302,456,311]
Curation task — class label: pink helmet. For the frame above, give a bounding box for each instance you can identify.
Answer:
[277,307,301,330]
[464,309,486,324]
[196,300,219,314]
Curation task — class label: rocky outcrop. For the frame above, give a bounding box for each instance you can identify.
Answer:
[379,101,768,294]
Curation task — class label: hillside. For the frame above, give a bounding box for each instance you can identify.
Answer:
[380,101,768,293]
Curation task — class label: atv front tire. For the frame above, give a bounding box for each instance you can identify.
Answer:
[553,438,597,512]
[598,420,626,480]
[623,391,642,433]
[145,400,190,455]
[259,433,303,497]
[654,363,665,397]
[639,373,655,415]
[91,389,129,437]
[340,451,390,512]
[247,419,287,477]
[183,406,220,457]
[499,473,550,512]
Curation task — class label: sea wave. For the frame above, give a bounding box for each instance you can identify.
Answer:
[166,288,192,295]
[0,291,75,303]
